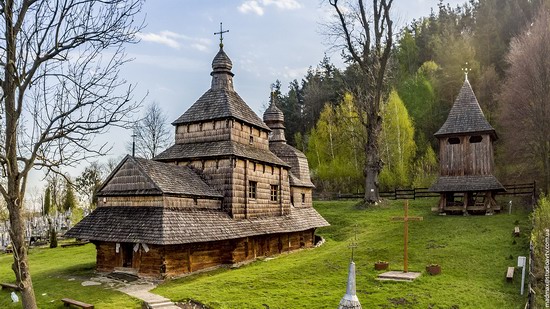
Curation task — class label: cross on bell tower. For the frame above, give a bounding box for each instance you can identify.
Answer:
[214,22,229,47]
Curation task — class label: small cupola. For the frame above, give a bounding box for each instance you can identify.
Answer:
[263,92,286,143]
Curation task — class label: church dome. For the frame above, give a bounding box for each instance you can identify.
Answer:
[263,99,284,124]
[211,47,233,75]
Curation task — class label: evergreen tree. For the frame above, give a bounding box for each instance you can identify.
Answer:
[62,180,77,212]
[43,188,51,216]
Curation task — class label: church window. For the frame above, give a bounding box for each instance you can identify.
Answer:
[199,123,203,131]
[248,181,257,199]
[213,121,216,129]
[253,162,256,171]
[226,119,230,128]
[301,193,306,204]
[270,185,279,202]
[186,125,190,133]
[193,197,198,205]
[262,165,265,173]
[249,135,254,144]
[216,160,219,169]
[469,135,483,143]
[448,137,460,145]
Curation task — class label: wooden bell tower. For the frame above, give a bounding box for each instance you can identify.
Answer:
[429,75,505,214]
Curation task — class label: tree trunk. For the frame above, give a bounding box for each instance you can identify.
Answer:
[7,200,37,309]
[364,116,383,204]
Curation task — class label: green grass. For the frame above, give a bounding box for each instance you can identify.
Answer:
[0,244,140,308]
[0,200,531,308]
[153,199,530,308]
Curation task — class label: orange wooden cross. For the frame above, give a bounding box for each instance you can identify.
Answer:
[391,200,423,273]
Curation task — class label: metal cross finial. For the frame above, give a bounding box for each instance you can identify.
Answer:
[462,62,471,81]
[214,22,229,47]
[348,224,358,261]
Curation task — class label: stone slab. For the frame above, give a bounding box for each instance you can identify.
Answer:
[377,271,421,281]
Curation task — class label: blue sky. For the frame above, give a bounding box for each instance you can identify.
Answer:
[28,0,467,195]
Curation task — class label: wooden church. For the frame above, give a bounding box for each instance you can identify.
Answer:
[429,75,505,214]
[66,42,328,278]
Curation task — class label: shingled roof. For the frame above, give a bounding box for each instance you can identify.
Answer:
[98,155,222,198]
[65,206,329,245]
[429,175,505,192]
[154,140,290,167]
[172,47,270,131]
[434,79,497,138]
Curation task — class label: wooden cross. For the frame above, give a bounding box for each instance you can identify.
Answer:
[214,22,229,47]
[391,200,423,273]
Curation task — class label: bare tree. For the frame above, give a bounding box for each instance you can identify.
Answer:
[0,1,143,307]
[499,9,550,194]
[129,102,171,159]
[327,0,394,204]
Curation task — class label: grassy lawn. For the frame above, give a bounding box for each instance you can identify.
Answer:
[0,244,140,308]
[0,199,531,308]
[153,199,530,308]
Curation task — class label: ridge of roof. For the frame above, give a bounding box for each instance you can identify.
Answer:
[434,79,496,138]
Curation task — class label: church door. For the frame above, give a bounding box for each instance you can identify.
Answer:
[122,243,134,268]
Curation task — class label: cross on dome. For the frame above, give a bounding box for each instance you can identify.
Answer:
[214,22,229,47]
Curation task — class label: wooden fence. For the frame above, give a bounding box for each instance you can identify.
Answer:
[334,181,537,200]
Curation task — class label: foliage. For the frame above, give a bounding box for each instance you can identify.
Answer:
[154,199,529,308]
[412,145,439,188]
[43,188,51,216]
[0,244,140,308]
[498,9,550,194]
[530,195,550,308]
[62,180,78,212]
[75,162,105,210]
[306,94,365,193]
[379,91,416,190]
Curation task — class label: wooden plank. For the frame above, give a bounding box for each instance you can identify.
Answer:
[61,298,94,309]
[0,283,19,291]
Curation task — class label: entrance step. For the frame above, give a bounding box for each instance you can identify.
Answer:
[108,268,139,282]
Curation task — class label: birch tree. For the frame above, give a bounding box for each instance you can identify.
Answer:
[0,1,143,307]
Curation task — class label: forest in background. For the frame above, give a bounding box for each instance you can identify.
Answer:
[271,0,549,195]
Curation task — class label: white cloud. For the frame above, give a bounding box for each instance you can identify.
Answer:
[238,0,302,16]
[137,31,211,52]
[238,1,264,16]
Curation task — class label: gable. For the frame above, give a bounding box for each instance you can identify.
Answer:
[99,157,160,196]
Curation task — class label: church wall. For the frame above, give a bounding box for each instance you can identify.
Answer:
[97,195,221,209]
[230,159,291,219]
[177,158,233,212]
[230,121,270,150]
[290,187,313,208]
[175,120,232,144]
[93,229,317,279]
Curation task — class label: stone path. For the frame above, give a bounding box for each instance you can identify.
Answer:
[118,283,180,309]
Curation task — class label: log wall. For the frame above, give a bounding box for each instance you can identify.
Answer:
[290,187,313,208]
[231,159,291,219]
[98,195,221,209]
[439,134,494,176]
[174,119,270,150]
[93,229,317,279]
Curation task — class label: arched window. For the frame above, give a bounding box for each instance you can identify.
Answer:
[469,136,483,143]
[448,137,460,145]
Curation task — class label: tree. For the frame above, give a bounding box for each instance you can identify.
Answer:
[499,9,550,194]
[327,0,394,204]
[62,179,77,212]
[129,102,171,159]
[42,188,51,216]
[75,162,105,210]
[379,91,416,190]
[0,1,143,307]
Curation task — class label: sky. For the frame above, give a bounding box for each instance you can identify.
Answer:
[27,0,467,194]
